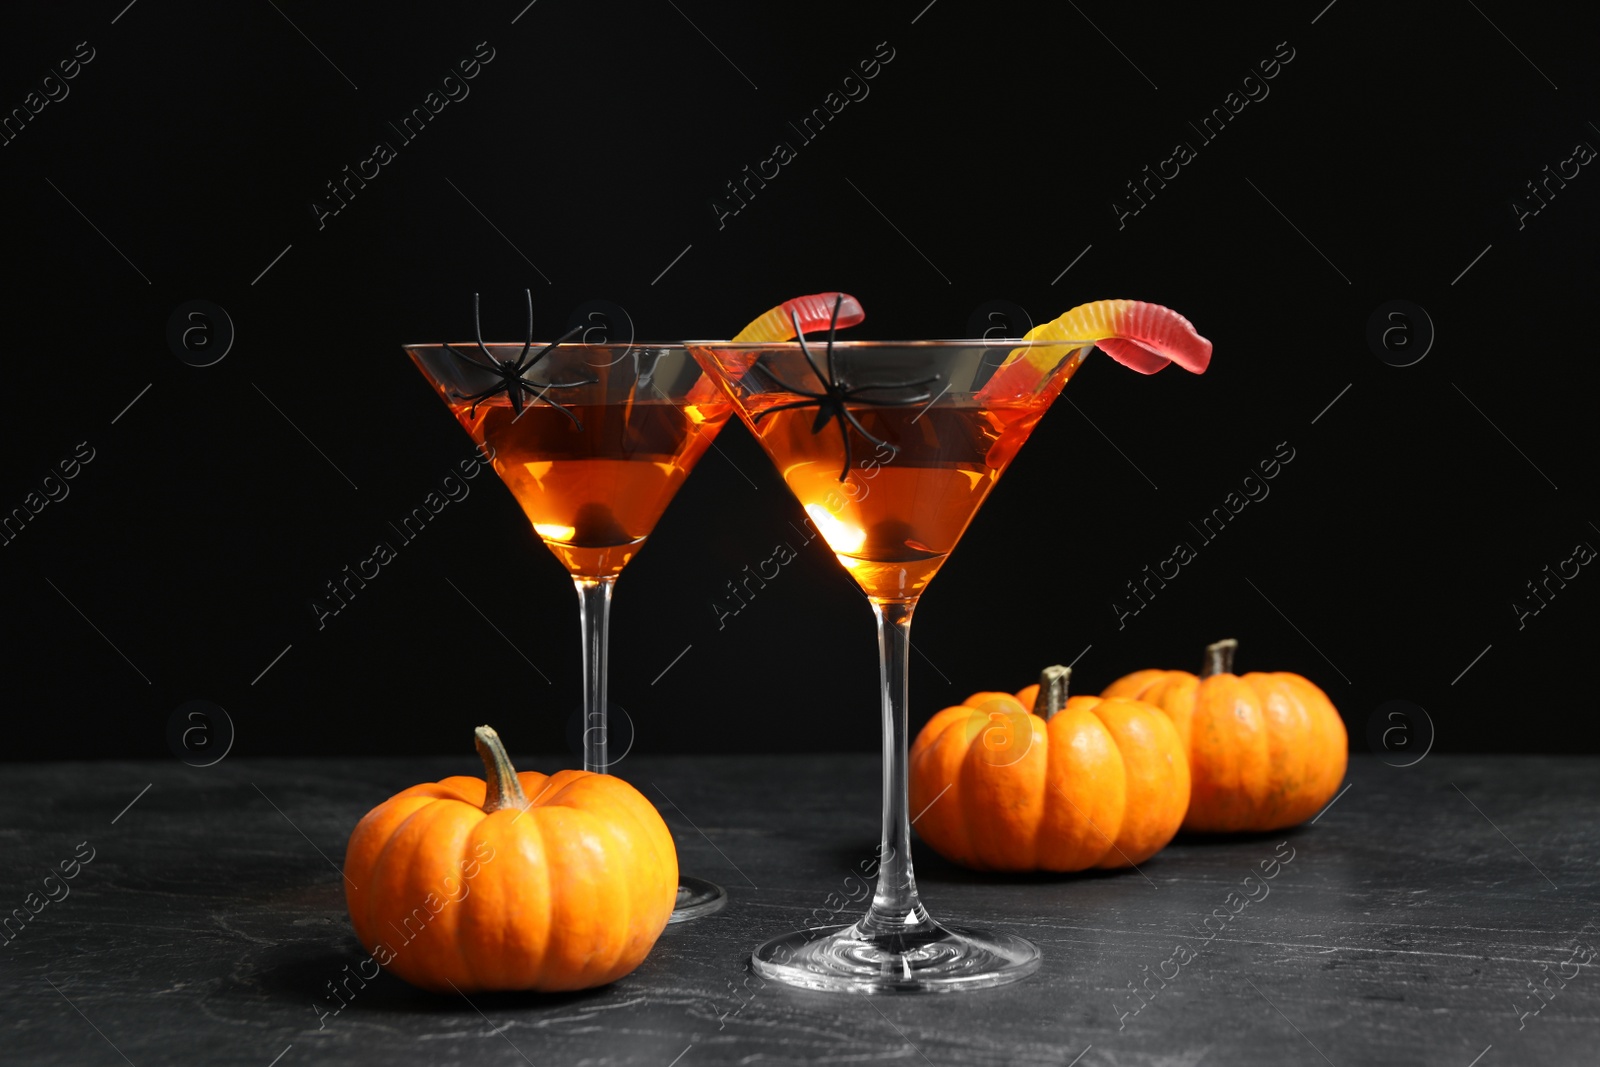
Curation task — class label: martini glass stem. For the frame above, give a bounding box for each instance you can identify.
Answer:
[574,576,615,774]
[860,597,933,936]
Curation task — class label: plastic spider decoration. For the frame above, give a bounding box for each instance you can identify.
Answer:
[749,295,940,481]
[442,290,592,427]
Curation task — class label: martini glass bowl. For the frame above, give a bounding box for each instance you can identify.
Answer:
[688,335,1090,991]
[405,337,732,922]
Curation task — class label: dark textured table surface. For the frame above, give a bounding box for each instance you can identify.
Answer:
[3,753,1597,1066]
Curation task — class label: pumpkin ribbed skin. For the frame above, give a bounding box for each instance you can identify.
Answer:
[908,684,1189,872]
[1103,644,1347,833]
[344,766,677,993]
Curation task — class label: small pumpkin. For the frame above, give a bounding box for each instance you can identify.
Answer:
[908,666,1190,872]
[344,726,677,992]
[1103,639,1348,833]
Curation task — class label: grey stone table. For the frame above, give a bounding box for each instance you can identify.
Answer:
[3,754,1597,1066]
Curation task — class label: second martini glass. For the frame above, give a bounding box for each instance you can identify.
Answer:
[406,295,732,922]
[689,316,1091,992]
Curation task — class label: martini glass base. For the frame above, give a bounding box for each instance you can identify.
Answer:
[668,875,728,923]
[751,921,1040,994]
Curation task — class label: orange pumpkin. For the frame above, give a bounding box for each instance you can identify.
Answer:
[344,726,677,992]
[909,666,1190,872]
[1103,639,1348,833]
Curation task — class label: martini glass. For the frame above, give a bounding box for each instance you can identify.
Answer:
[406,309,732,922]
[689,328,1090,991]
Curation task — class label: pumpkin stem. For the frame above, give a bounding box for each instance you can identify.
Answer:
[474,725,528,813]
[1032,665,1071,720]
[1202,638,1238,678]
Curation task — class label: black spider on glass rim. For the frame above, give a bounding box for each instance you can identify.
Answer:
[749,295,940,481]
[441,290,593,427]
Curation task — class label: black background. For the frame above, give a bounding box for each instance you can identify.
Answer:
[2,0,1595,762]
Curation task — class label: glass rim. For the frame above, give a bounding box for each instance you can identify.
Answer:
[403,339,1093,352]
[681,338,1092,349]
[401,341,688,351]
